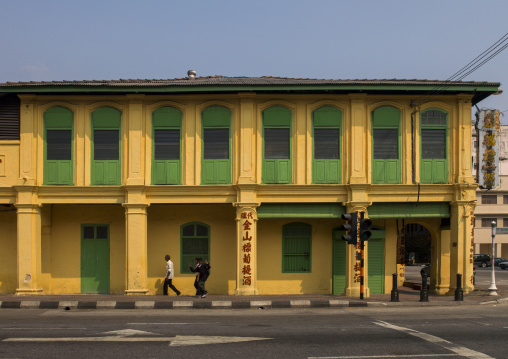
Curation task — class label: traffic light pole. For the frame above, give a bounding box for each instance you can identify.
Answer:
[359,212,364,299]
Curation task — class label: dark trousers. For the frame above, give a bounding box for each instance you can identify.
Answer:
[194,279,200,295]
[163,278,180,295]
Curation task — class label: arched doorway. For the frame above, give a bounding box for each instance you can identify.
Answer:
[405,223,431,265]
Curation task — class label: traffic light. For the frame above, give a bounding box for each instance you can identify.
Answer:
[359,214,372,242]
[340,213,357,245]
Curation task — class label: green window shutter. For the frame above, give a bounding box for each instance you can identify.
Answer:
[201,106,231,184]
[152,107,182,185]
[368,237,385,294]
[282,223,311,273]
[312,107,342,184]
[332,229,346,295]
[91,107,121,186]
[262,107,292,184]
[44,107,74,185]
[81,224,110,294]
[181,222,210,274]
[420,109,448,184]
[371,106,401,184]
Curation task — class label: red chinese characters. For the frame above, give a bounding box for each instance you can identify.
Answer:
[241,212,254,286]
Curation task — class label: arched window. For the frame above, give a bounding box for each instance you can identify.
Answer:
[282,222,311,273]
[44,107,74,185]
[420,109,448,184]
[371,106,401,184]
[181,222,210,274]
[262,106,292,184]
[91,107,121,185]
[312,106,342,184]
[152,107,182,185]
[201,106,231,184]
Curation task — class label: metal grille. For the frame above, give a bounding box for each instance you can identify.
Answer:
[0,95,20,140]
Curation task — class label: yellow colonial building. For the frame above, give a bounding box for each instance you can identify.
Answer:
[0,75,500,296]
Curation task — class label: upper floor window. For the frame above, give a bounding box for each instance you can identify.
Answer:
[371,106,401,184]
[482,194,497,204]
[503,195,508,204]
[44,107,74,185]
[312,106,341,184]
[481,218,497,227]
[91,107,121,185]
[282,223,312,273]
[181,222,210,274]
[152,107,182,185]
[420,109,448,184]
[0,94,20,140]
[201,106,231,184]
[262,106,292,184]
[504,218,508,228]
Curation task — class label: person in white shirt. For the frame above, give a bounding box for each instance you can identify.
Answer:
[163,254,181,296]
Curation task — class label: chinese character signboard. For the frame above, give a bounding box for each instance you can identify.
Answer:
[240,211,254,287]
[477,109,501,189]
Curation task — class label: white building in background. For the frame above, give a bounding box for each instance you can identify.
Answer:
[473,124,508,259]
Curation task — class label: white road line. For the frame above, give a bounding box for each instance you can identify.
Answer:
[0,327,87,330]
[309,354,458,358]
[374,321,495,359]
[127,323,191,325]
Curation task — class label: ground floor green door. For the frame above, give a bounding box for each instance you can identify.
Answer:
[332,229,346,295]
[81,224,110,293]
[368,237,385,294]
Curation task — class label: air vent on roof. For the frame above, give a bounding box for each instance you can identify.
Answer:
[187,70,196,79]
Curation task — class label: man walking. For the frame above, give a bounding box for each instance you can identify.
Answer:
[190,258,211,298]
[163,254,181,296]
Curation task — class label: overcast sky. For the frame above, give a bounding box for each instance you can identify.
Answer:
[1,0,507,115]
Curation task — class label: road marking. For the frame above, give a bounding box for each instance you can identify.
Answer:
[374,321,495,359]
[127,323,191,325]
[0,328,87,330]
[309,355,458,358]
[102,329,158,336]
[2,335,271,346]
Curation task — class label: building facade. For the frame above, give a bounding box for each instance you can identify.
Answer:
[0,76,500,296]
[473,125,508,259]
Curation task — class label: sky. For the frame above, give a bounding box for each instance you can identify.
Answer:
[0,0,507,115]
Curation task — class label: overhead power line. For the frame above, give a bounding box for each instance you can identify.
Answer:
[413,32,508,106]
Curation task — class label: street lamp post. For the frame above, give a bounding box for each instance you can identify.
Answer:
[488,221,498,296]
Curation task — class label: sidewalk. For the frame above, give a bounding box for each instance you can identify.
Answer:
[1,283,506,310]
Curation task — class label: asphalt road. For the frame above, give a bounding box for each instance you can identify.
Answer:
[405,264,508,287]
[0,304,507,359]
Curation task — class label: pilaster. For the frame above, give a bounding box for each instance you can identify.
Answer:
[456,96,475,184]
[348,94,368,184]
[238,94,257,184]
[18,95,36,185]
[125,95,145,186]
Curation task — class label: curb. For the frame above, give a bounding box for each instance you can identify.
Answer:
[1,298,501,310]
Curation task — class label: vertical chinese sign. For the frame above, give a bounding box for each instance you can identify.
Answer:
[237,208,257,294]
[477,109,501,189]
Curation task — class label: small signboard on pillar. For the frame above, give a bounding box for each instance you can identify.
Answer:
[476,109,501,189]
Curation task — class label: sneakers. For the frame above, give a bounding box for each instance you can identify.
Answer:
[201,293,207,298]
[176,292,181,296]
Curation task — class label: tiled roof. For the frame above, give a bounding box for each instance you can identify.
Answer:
[0,76,500,87]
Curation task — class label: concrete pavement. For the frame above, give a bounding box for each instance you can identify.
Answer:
[1,282,506,310]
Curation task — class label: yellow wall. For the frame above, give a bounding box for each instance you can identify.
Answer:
[0,210,16,293]
[147,204,236,295]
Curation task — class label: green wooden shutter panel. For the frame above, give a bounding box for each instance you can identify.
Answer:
[282,223,311,273]
[44,107,74,185]
[368,238,385,294]
[181,223,210,274]
[91,108,121,186]
[263,107,292,184]
[152,108,182,185]
[201,107,231,185]
[371,106,401,184]
[420,109,448,184]
[81,224,110,294]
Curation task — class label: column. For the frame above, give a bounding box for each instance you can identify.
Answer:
[123,186,149,295]
[449,201,475,294]
[126,95,145,186]
[14,186,43,295]
[234,203,258,295]
[343,202,370,297]
[456,96,475,184]
[435,228,451,295]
